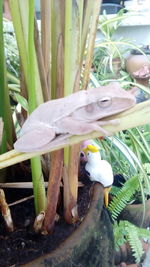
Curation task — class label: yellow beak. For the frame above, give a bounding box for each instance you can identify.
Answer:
[104,186,111,208]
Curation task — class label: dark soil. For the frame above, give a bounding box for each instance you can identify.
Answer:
[0,163,92,267]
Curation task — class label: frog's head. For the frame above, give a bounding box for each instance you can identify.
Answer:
[76,82,137,121]
[86,82,136,118]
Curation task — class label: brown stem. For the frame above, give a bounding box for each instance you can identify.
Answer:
[82,0,102,90]
[3,0,11,20]
[19,63,28,122]
[63,144,80,224]
[43,149,63,233]
[0,181,84,189]
[0,189,14,231]
[56,34,64,98]
[34,19,50,102]
[41,0,51,95]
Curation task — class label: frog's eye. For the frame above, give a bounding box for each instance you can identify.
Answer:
[97,97,111,108]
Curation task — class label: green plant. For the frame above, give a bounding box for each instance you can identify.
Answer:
[108,176,140,221]
[114,220,150,263]
[93,9,146,81]
[98,9,130,62]
[90,128,150,264]
[4,21,19,78]
[0,1,150,246]
[108,171,150,264]
[0,1,14,156]
[92,134,150,264]
[0,0,102,232]
[90,75,150,264]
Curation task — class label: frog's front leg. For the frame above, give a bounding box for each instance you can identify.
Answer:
[59,117,110,136]
[94,118,120,135]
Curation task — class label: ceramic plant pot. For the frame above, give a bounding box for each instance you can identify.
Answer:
[120,199,150,228]
[125,54,150,75]
[115,240,150,266]
[114,200,150,266]
[125,52,150,87]
[22,183,114,267]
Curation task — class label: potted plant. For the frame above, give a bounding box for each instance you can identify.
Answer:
[1,1,150,266]
[105,129,150,265]
[0,0,116,266]
[93,9,148,83]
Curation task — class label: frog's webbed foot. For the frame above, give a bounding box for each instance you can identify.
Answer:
[92,125,111,136]
[95,119,120,135]
[14,126,56,152]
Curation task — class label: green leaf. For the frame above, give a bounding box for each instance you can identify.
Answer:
[0,0,13,152]
[108,176,140,220]
[125,221,144,263]
[127,130,150,174]
[14,93,28,111]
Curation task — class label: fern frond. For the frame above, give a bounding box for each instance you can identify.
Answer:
[114,220,150,263]
[113,221,127,249]
[109,185,120,196]
[108,176,139,220]
[124,221,144,263]
[137,227,150,240]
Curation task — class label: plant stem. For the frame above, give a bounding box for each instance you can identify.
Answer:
[63,0,83,223]
[44,150,63,233]
[40,0,51,99]
[0,0,14,153]
[31,157,46,214]
[82,0,102,90]
[28,0,46,214]
[28,0,36,112]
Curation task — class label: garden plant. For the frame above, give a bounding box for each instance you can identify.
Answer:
[0,1,150,266]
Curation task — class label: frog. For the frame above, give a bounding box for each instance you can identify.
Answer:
[14,82,136,152]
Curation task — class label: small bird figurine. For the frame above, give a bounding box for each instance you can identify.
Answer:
[83,144,113,207]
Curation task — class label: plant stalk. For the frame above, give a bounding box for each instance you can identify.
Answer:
[28,0,46,214]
